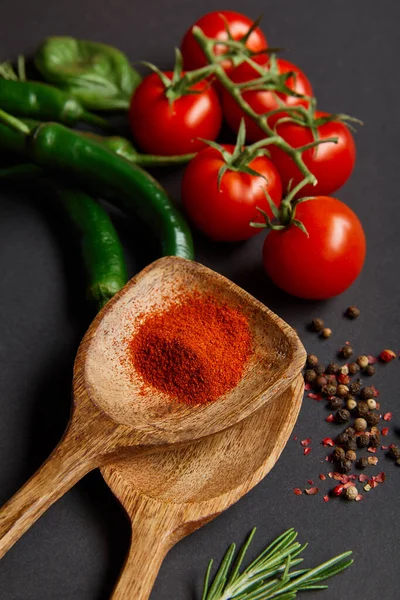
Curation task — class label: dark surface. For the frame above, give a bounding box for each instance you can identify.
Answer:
[1,1,400,599]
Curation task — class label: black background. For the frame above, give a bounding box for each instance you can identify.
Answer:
[1,1,400,599]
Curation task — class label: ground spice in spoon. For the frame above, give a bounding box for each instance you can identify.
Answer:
[129,292,252,405]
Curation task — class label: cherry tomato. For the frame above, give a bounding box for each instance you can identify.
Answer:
[268,112,356,196]
[181,10,268,74]
[263,197,366,299]
[222,55,313,142]
[182,145,282,241]
[129,72,222,155]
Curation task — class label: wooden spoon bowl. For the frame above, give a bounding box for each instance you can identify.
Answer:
[0,256,305,560]
[102,374,304,600]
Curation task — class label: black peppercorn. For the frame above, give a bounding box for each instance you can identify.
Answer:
[306,354,319,368]
[310,318,324,332]
[346,450,357,462]
[349,380,362,395]
[336,432,349,445]
[365,411,380,426]
[332,446,346,462]
[321,327,332,339]
[329,396,344,410]
[344,438,357,451]
[314,364,325,376]
[345,305,360,319]
[322,384,338,397]
[364,365,375,376]
[357,433,370,448]
[356,457,369,469]
[388,445,400,459]
[360,386,375,401]
[339,345,353,359]
[304,369,317,384]
[337,384,349,397]
[369,433,380,448]
[356,401,369,418]
[326,362,339,374]
[316,375,328,389]
[336,408,351,423]
[340,459,352,474]
[348,362,360,375]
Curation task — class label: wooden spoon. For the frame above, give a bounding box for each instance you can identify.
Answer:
[102,374,304,600]
[0,257,305,559]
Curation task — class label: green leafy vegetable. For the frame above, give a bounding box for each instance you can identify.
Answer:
[201,528,353,600]
[34,37,142,111]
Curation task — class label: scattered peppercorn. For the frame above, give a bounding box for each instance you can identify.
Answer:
[340,459,352,474]
[349,380,362,395]
[356,457,369,469]
[336,408,351,423]
[304,369,317,384]
[316,375,328,389]
[329,396,344,410]
[356,402,369,418]
[326,362,339,374]
[336,432,349,445]
[345,427,356,437]
[326,374,337,384]
[321,328,332,339]
[306,354,319,368]
[322,384,338,397]
[345,486,358,500]
[346,450,357,462]
[367,399,377,410]
[354,418,368,432]
[344,438,357,451]
[364,365,375,376]
[339,345,353,359]
[357,355,369,369]
[332,447,346,462]
[357,433,370,448]
[380,349,396,363]
[369,433,380,448]
[311,318,324,332]
[339,365,349,376]
[365,412,380,426]
[388,446,400,460]
[333,484,344,496]
[345,306,360,319]
[360,386,376,401]
[348,362,360,375]
[315,364,326,376]
[346,398,357,411]
[337,384,349,397]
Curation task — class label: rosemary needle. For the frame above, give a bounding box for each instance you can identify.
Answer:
[201,528,353,600]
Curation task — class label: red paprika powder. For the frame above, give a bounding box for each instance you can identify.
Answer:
[129,292,252,405]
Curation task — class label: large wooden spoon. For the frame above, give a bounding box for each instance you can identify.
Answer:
[102,374,304,600]
[0,257,305,559]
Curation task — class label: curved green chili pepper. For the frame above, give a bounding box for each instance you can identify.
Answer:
[35,37,141,111]
[0,111,194,259]
[0,120,195,167]
[0,163,128,309]
[0,79,110,129]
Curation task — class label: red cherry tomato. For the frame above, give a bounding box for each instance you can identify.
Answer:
[222,55,313,142]
[129,72,222,155]
[263,197,366,299]
[268,112,356,196]
[182,145,282,241]
[181,10,268,74]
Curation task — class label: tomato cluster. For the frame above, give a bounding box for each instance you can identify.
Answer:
[128,10,366,300]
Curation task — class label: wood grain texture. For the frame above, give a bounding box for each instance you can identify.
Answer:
[0,256,305,560]
[102,374,304,600]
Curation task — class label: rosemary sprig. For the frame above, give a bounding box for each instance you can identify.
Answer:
[201,528,353,600]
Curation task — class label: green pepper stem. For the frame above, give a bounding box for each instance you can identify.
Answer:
[135,152,196,167]
[0,108,31,135]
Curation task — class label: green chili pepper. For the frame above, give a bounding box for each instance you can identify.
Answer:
[0,110,194,259]
[0,119,195,167]
[0,79,110,129]
[35,37,142,111]
[0,163,128,309]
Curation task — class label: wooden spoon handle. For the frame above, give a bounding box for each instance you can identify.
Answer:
[0,424,100,559]
[110,492,181,600]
